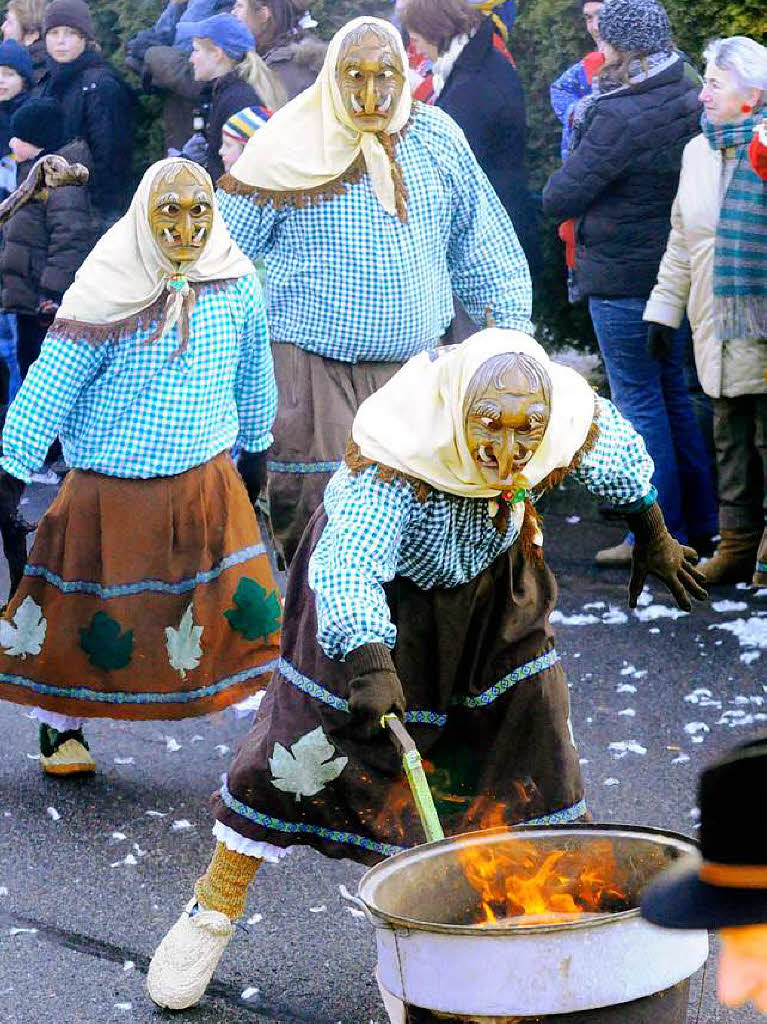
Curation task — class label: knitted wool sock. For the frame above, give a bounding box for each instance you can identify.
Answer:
[194,842,262,921]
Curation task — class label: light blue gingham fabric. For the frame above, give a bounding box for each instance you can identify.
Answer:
[217,103,534,363]
[308,396,655,659]
[1,274,276,482]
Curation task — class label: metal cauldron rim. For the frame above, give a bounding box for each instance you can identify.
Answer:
[354,822,700,936]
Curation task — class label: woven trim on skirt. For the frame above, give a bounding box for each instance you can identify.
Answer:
[0,453,281,720]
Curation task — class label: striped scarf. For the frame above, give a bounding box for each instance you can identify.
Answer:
[702,109,767,342]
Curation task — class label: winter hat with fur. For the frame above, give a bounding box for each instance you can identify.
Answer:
[43,0,95,40]
[597,0,672,54]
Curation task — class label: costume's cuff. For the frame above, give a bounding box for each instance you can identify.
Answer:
[601,486,658,520]
[344,642,396,677]
[0,454,32,485]
[625,501,666,543]
[237,431,273,454]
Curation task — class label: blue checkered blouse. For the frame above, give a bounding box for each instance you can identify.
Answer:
[1,275,275,482]
[308,397,655,659]
[217,103,534,363]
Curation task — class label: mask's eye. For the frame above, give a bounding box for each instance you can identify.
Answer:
[159,203,179,217]
[191,203,210,217]
[346,68,361,80]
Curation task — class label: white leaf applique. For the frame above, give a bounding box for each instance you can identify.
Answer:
[165,604,203,679]
[269,727,348,802]
[0,597,47,659]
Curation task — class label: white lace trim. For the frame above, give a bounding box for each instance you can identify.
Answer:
[32,708,85,731]
[212,821,290,863]
[431,32,474,98]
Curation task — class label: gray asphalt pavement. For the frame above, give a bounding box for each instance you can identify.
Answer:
[0,477,765,1024]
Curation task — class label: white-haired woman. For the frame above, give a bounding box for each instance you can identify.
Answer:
[645,36,767,586]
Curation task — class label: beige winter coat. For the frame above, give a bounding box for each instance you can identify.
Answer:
[644,133,766,399]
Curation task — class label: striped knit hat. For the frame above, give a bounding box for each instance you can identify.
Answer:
[597,0,672,55]
[221,105,270,144]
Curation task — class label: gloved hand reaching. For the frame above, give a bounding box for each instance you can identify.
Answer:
[646,322,674,361]
[237,450,267,505]
[625,502,707,611]
[346,643,406,740]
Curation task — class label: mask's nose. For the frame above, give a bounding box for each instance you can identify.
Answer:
[497,432,517,482]
[363,75,377,115]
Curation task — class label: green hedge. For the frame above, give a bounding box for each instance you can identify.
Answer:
[86,0,766,343]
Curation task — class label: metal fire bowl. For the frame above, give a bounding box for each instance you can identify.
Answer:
[350,824,709,1018]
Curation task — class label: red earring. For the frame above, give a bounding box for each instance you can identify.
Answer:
[742,103,753,113]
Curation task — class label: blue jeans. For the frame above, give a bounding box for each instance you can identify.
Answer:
[589,297,718,543]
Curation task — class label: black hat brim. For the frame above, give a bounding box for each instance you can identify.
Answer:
[641,861,767,931]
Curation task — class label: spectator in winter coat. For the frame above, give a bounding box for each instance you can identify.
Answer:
[550,0,605,162]
[402,0,540,278]
[2,0,47,84]
[542,0,718,566]
[37,0,135,227]
[644,36,767,587]
[176,13,274,182]
[124,0,234,153]
[233,0,326,99]
[0,39,33,411]
[1,98,100,378]
[0,39,32,171]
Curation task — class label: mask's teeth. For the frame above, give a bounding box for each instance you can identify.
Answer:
[350,94,363,113]
[163,227,175,245]
[378,93,392,113]
[193,225,206,244]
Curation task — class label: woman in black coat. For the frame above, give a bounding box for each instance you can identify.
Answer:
[402,0,540,277]
[36,0,134,227]
[542,0,717,564]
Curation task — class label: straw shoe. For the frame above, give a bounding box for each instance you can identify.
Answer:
[147,898,233,1009]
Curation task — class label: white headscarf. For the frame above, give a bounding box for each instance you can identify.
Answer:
[352,331,597,511]
[53,158,253,343]
[225,17,412,217]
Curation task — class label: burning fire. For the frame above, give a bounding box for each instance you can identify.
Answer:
[458,835,630,927]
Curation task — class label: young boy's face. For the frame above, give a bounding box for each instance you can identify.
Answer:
[219,135,246,173]
[0,64,25,101]
[46,25,86,63]
[9,136,43,162]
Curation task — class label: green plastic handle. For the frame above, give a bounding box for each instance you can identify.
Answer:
[382,714,445,844]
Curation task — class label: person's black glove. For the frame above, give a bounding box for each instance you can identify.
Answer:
[0,469,24,523]
[646,322,675,362]
[346,643,406,740]
[625,502,707,611]
[237,450,267,505]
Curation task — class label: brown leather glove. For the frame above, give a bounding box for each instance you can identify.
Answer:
[346,643,406,740]
[626,502,707,611]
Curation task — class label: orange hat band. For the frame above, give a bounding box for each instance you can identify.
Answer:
[699,861,767,889]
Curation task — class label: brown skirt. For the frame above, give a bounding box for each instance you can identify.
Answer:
[0,453,281,720]
[212,507,585,866]
[266,342,402,566]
